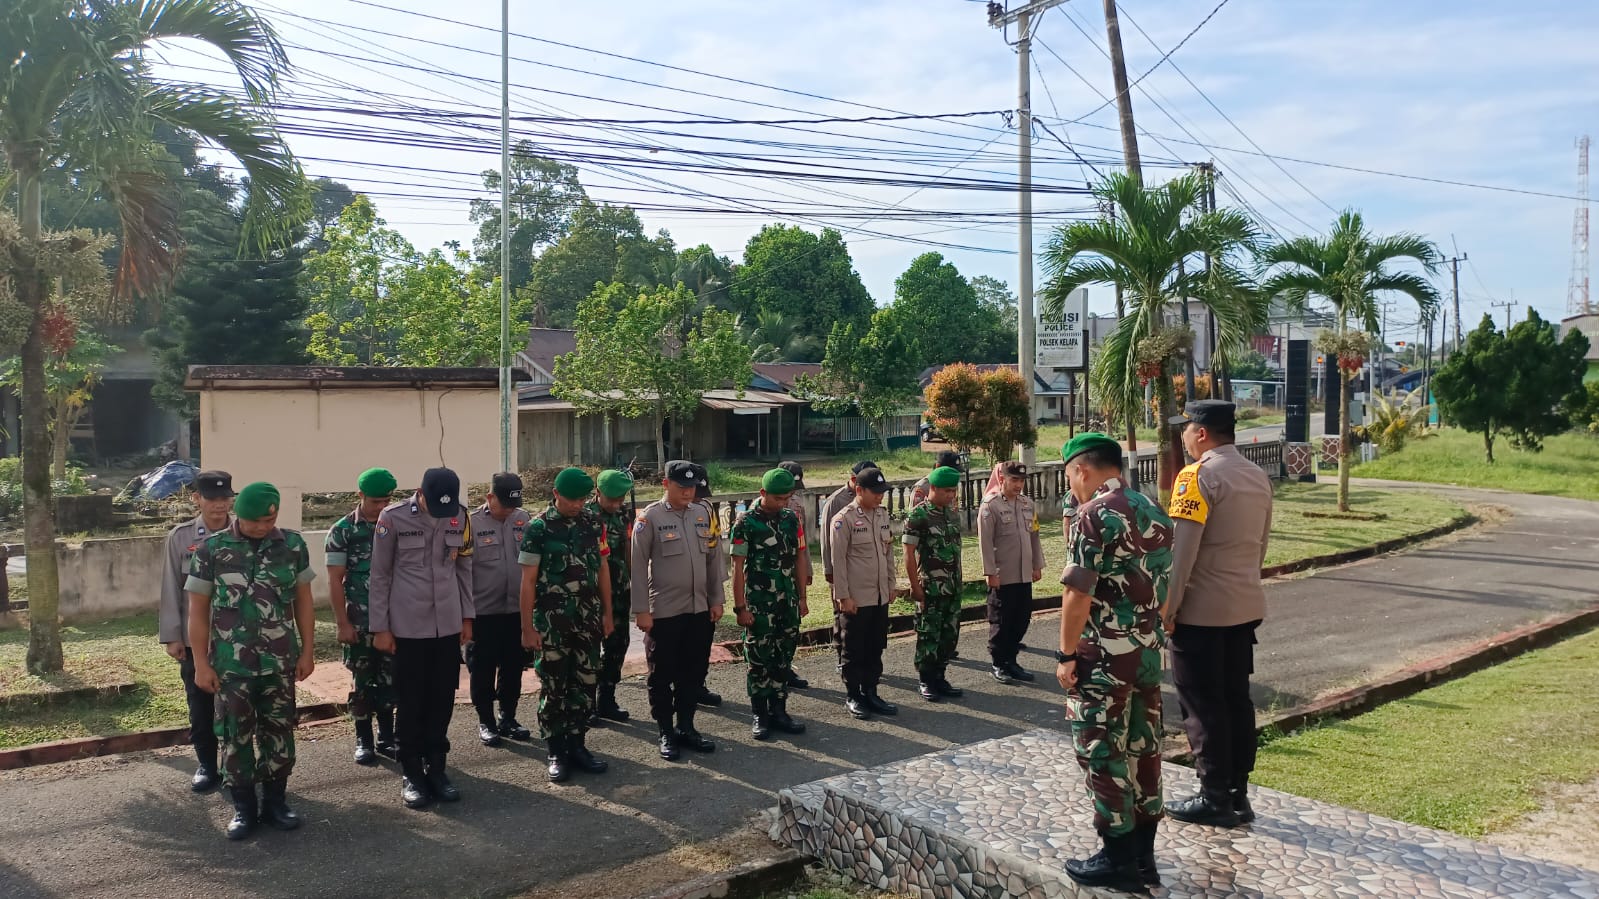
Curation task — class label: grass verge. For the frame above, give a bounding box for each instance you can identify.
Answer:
[1354,427,1599,503]
[1253,626,1599,837]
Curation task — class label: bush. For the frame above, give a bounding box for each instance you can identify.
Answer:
[0,456,91,519]
[1237,407,1262,422]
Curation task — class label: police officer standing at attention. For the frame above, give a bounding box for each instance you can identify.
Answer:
[911,450,964,508]
[325,467,398,766]
[369,467,474,810]
[980,460,1044,684]
[588,469,635,724]
[829,467,897,719]
[776,460,812,691]
[468,473,533,747]
[1163,400,1274,828]
[633,461,725,760]
[520,467,613,782]
[819,459,876,585]
[158,469,233,793]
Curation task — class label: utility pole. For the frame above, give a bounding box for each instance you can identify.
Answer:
[1102,0,1145,482]
[989,0,1068,465]
[1443,253,1467,350]
[1492,298,1519,331]
[497,0,513,472]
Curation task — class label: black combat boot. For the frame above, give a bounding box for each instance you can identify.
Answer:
[568,733,608,774]
[593,685,630,723]
[191,748,220,793]
[354,718,378,765]
[845,683,872,720]
[375,708,398,756]
[1135,820,1161,886]
[864,685,898,716]
[675,711,717,753]
[226,785,259,841]
[477,720,502,747]
[990,663,1015,685]
[934,666,964,697]
[656,725,680,761]
[1064,830,1143,893]
[424,755,460,802]
[917,668,940,702]
[497,716,532,741]
[1004,661,1036,682]
[772,698,806,735]
[400,759,431,809]
[546,736,571,783]
[1233,778,1256,824]
[751,698,773,741]
[786,671,810,690]
[697,687,723,707]
[259,777,301,831]
[1167,786,1242,828]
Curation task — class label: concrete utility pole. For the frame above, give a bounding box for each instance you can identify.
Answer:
[989,0,1068,465]
[497,0,513,472]
[1492,298,1519,331]
[1101,0,1144,481]
[1443,253,1467,350]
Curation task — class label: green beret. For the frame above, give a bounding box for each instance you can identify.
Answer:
[596,469,633,499]
[927,466,961,489]
[761,468,796,494]
[234,482,280,520]
[553,467,594,500]
[356,467,396,497]
[1062,433,1122,466]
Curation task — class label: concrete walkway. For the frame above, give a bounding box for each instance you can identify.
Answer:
[1,482,1596,899]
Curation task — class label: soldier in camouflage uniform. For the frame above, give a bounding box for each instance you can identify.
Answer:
[731,468,810,741]
[185,482,317,841]
[520,467,614,783]
[903,466,965,702]
[587,469,634,725]
[326,467,397,766]
[1054,435,1174,892]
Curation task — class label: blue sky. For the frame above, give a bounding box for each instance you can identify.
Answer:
[166,0,1599,340]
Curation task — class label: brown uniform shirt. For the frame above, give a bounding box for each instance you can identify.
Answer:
[785,491,813,586]
[469,504,532,616]
[1166,444,1273,627]
[828,500,895,607]
[978,493,1044,584]
[631,498,726,619]
[818,484,855,579]
[368,496,475,639]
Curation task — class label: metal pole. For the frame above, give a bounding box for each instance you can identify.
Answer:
[1016,7,1036,465]
[498,0,513,472]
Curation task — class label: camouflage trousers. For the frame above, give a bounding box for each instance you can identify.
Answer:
[913,586,962,672]
[343,632,396,721]
[533,609,602,739]
[1065,645,1165,837]
[214,672,297,789]
[744,594,801,704]
[597,588,632,690]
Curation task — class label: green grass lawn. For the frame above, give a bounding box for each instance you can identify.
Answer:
[1253,627,1599,837]
[1354,427,1599,502]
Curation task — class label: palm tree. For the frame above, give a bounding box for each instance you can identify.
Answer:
[1040,171,1263,502]
[1259,211,1440,512]
[741,308,824,363]
[2,0,305,673]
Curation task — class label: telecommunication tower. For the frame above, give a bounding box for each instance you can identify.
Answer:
[1570,135,1591,316]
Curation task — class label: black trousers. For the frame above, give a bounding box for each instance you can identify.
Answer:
[836,603,889,690]
[645,612,714,728]
[179,648,218,766]
[986,582,1034,665]
[394,635,461,768]
[468,612,525,726]
[1169,620,1261,791]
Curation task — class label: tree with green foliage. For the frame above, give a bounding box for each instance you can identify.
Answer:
[1,0,305,674]
[525,201,676,327]
[924,362,1037,463]
[1228,349,1275,382]
[553,283,751,470]
[968,274,1020,363]
[793,312,921,452]
[306,176,356,252]
[1040,172,1264,502]
[887,252,1016,370]
[674,244,734,309]
[741,308,823,363]
[732,224,874,341]
[1433,312,1590,462]
[1260,210,1440,510]
[469,144,585,291]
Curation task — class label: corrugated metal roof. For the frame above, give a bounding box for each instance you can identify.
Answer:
[520,389,804,412]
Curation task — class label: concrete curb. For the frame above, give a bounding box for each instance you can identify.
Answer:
[633,850,809,899]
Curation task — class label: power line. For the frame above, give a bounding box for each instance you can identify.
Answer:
[1061,0,1233,125]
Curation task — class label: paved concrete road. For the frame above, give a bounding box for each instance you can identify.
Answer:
[2,482,1595,899]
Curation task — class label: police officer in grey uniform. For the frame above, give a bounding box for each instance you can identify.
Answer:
[819,459,876,584]
[468,473,533,747]
[777,460,813,690]
[829,467,897,719]
[633,461,726,760]
[911,451,964,507]
[158,470,234,792]
[980,460,1045,685]
[370,467,474,809]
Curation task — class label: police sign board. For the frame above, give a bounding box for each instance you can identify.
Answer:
[1037,289,1089,370]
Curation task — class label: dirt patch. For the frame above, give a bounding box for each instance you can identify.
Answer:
[1485,776,1599,871]
[512,816,786,899]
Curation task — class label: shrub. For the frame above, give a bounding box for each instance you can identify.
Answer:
[0,456,91,518]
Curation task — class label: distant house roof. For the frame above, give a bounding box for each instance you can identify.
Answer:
[751,362,821,391]
[518,328,578,379]
[1562,313,1599,362]
[183,365,527,390]
[519,388,803,413]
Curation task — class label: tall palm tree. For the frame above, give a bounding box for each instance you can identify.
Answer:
[1259,210,1440,512]
[1040,171,1263,502]
[742,308,823,363]
[2,0,305,673]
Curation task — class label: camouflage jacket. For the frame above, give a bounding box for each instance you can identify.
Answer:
[902,500,963,599]
[185,523,314,678]
[324,508,376,630]
[585,499,631,593]
[518,506,609,616]
[729,504,803,609]
[1059,478,1174,657]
